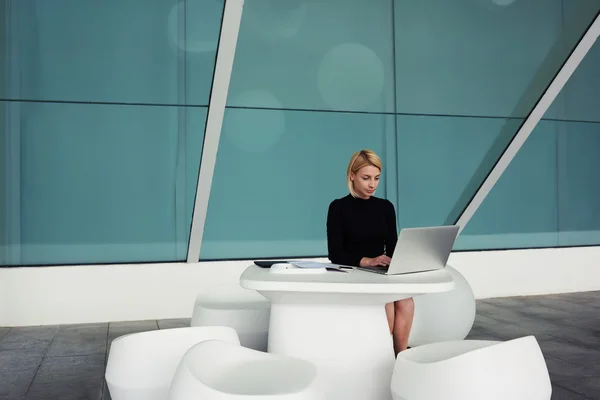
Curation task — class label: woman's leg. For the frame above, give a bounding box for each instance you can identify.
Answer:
[392,298,415,355]
[385,302,395,334]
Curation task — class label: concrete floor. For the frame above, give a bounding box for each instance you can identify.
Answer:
[1,291,599,399]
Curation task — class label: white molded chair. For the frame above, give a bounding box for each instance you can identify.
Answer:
[169,339,324,400]
[191,283,271,351]
[408,266,476,347]
[105,326,240,400]
[391,336,552,400]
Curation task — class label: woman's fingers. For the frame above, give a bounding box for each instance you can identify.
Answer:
[377,255,392,266]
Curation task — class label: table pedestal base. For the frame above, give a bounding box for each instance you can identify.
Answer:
[268,302,395,400]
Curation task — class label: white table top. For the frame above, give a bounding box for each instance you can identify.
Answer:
[240,265,455,294]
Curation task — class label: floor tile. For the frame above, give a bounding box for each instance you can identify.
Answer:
[486,298,576,322]
[25,353,105,400]
[552,292,600,310]
[547,324,600,350]
[0,327,10,341]
[473,311,553,342]
[0,326,57,353]
[545,356,600,382]
[558,377,600,399]
[521,295,599,315]
[157,318,190,330]
[477,301,577,339]
[481,299,600,348]
[0,350,44,398]
[538,338,600,372]
[101,380,112,400]
[46,323,108,357]
[552,383,593,399]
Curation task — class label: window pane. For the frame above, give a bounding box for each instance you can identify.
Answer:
[394,0,563,118]
[452,4,600,251]
[454,121,559,250]
[1,101,206,266]
[205,0,600,260]
[2,0,223,266]
[228,0,395,113]
[5,0,222,105]
[554,20,600,246]
[394,0,600,226]
[202,109,391,260]
[396,115,524,229]
[557,120,600,246]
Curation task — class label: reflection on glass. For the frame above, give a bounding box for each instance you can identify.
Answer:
[201,108,390,260]
[0,101,206,266]
[556,121,600,246]
[446,119,600,251]
[425,0,600,226]
[394,0,565,118]
[454,30,600,250]
[396,115,524,229]
[229,0,395,113]
[453,121,559,250]
[4,0,223,105]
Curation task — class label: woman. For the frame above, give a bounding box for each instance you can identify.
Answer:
[326,149,414,355]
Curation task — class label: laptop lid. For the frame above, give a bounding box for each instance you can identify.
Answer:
[386,225,460,275]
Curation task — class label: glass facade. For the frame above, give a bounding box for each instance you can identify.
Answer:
[2,0,600,266]
[1,0,223,265]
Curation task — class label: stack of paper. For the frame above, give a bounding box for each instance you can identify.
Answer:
[288,261,344,271]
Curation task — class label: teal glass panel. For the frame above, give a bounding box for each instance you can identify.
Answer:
[6,0,222,105]
[393,0,600,227]
[1,0,223,266]
[201,109,391,260]
[397,115,523,230]
[553,17,600,245]
[204,0,397,260]
[455,121,559,250]
[559,5,600,123]
[394,0,564,119]
[0,3,5,265]
[557,121,600,246]
[457,9,600,251]
[228,0,395,113]
[1,101,206,266]
[205,0,600,259]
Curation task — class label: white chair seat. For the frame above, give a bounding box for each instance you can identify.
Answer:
[169,339,324,400]
[391,336,552,400]
[408,266,476,347]
[105,326,240,400]
[191,284,271,351]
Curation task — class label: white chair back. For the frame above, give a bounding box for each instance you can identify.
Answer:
[105,326,240,400]
[392,336,552,400]
[191,283,271,351]
[169,339,324,399]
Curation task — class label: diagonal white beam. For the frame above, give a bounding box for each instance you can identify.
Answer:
[455,11,600,234]
[186,0,245,262]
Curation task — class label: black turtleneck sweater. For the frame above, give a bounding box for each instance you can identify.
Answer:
[326,194,398,267]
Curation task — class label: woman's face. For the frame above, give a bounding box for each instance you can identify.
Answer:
[351,165,381,199]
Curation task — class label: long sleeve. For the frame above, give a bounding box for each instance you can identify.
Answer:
[385,200,398,257]
[326,200,363,267]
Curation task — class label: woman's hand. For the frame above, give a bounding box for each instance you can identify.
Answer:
[360,255,392,268]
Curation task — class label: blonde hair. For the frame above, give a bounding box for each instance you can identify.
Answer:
[346,149,382,198]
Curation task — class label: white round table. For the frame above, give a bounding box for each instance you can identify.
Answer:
[240,264,455,400]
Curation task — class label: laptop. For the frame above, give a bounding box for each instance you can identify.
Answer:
[356,225,460,275]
